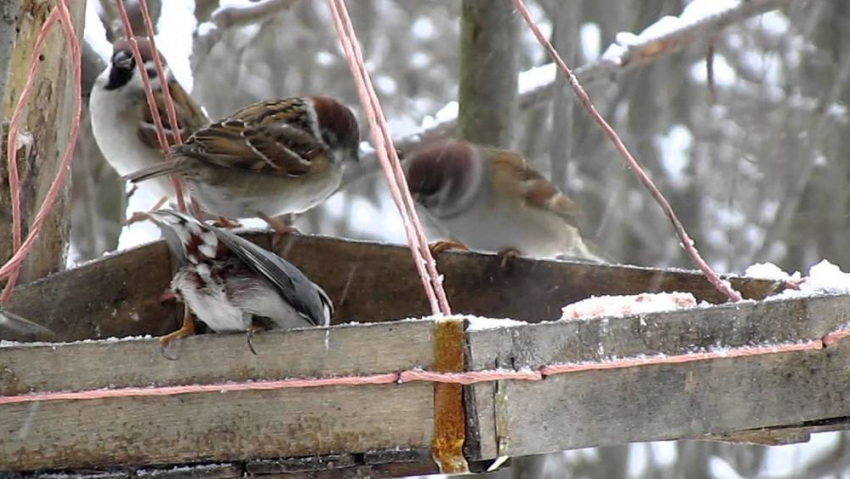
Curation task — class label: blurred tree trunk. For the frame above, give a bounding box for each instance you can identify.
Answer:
[549,0,581,192]
[0,0,86,286]
[458,0,518,148]
[69,42,123,262]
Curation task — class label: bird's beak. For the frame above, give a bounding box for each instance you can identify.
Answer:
[112,51,132,69]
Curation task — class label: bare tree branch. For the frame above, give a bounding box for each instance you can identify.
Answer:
[192,0,300,67]
[340,0,791,190]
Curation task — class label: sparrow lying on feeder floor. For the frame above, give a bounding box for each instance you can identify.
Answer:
[405,139,612,266]
[143,210,333,353]
[90,36,208,204]
[0,307,55,342]
[124,96,361,244]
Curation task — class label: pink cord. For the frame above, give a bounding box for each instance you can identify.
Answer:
[114,0,188,214]
[511,0,742,302]
[1,0,82,302]
[328,0,451,316]
[2,330,844,406]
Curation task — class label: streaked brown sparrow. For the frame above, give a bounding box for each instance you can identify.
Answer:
[405,139,611,264]
[143,209,333,352]
[123,96,360,233]
[89,36,208,202]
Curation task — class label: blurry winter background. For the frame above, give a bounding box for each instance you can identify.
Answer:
[69,0,850,477]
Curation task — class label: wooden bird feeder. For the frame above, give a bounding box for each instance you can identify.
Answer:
[3,232,850,478]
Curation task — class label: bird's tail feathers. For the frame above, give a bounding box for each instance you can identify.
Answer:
[560,236,616,265]
[123,160,191,183]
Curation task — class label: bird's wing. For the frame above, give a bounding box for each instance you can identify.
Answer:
[137,82,208,153]
[171,99,328,177]
[491,151,581,228]
[210,226,333,327]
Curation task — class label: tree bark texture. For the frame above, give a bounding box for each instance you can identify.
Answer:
[458,0,519,148]
[0,0,86,285]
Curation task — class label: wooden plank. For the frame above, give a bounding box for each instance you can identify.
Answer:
[0,322,436,472]
[465,295,850,459]
[6,232,785,342]
[5,241,181,342]
[0,321,434,394]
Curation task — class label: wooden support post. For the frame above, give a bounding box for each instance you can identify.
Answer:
[0,0,86,285]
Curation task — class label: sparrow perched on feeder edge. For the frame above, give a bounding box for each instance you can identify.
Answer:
[89,36,208,204]
[124,96,361,242]
[405,139,612,266]
[143,209,333,354]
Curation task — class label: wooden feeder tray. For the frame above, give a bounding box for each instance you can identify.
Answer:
[3,232,850,478]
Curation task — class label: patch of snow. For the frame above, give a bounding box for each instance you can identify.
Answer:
[580,23,601,61]
[744,262,799,282]
[561,292,698,321]
[0,335,154,348]
[518,63,556,95]
[655,124,693,188]
[466,317,527,331]
[681,0,741,23]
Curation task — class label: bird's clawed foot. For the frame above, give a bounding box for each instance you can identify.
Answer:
[211,216,243,229]
[429,240,470,256]
[159,306,196,360]
[123,196,169,226]
[497,248,523,269]
[258,212,300,250]
[245,325,268,355]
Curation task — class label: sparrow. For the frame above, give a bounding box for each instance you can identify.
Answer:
[143,209,333,352]
[0,307,55,342]
[122,96,360,235]
[89,36,208,203]
[405,139,611,265]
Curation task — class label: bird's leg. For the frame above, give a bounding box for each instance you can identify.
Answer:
[258,212,301,250]
[245,325,266,355]
[159,304,196,351]
[159,289,178,303]
[190,197,204,220]
[126,184,139,201]
[211,216,243,228]
[429,240,470,256]
[124,195,169,226]
[497,248,523,269]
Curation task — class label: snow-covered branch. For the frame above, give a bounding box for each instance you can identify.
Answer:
[193,0,301,62]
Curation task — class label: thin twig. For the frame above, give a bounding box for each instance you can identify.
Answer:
[512,0,742,302]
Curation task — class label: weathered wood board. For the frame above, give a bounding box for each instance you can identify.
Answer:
[0,322,436,472]
[464,295,850,459]
[5,232,785,342]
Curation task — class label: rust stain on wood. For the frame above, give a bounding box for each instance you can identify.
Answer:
[431,317,468,474]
